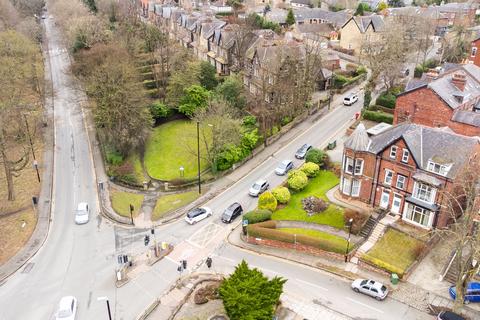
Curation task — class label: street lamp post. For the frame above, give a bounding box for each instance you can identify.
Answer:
[196,121,201,194]
[129,204,134,225]
[33,160,40,183]
[345,218,353,263]
[97,297,112,320]
[328,63,335,111]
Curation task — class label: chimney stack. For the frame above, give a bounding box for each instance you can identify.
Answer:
[452,72,467,91]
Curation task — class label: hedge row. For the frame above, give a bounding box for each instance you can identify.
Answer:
[243,209,272,224]
[375,92,396,109]
[247,222,346,254]
[362,110,394,124]
[361,254,405,277]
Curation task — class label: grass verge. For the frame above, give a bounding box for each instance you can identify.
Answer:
[110,189,144,218]
[152,190,200,221]
[279,227,349,252]
[144,120,212,181]
[272,171,344,228]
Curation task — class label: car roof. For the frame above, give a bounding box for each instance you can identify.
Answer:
[59,296,75,309]
[346,93,357,98]
[439,311,465,320]
[467,282,480,290]
[255,179,267,184]
[281,160,292,165]
[227,202,240,209]
[77,202,88,210]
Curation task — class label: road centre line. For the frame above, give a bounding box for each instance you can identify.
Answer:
[295,278,328,292]
[346,297,384,314]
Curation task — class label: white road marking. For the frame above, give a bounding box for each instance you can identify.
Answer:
[346,297,384,314]
[186,239,203,249]
[164,256,180,265]
[295,278,328,292]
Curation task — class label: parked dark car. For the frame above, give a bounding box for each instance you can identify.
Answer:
[449,282,480,304]
[437,311,465,320]
[295,144,312,159]
[221,202,243,223]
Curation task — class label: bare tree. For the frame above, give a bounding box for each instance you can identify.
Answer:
[437,156,480,312]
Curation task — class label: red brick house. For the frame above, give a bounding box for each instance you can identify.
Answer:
[394,64,480,137]
[468,35,480,68]
[341,123,480,229]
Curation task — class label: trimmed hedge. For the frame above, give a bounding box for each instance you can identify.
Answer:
[362,110,393,124]
[243,209,272,224]
[247,221,347,254]
[258,191,278,212]
[375,92,396,109]
[300,162,320,178]
[361,254,405,277]
[287,169,309,191]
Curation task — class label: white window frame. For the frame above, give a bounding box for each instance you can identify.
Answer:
[413,182,436,204]
[351,179,361,197]
[402,149,409,163]
[354,159,364,175]
[380,190,390,208]
[391,193,402,214]
[384,169,394,185]
[396,174,406,190]
[390,146,397,159]
[344,157,354,174]
[403,204,432,228]
[427,160,451,176]
[472,47,477,57]
[342,177,351,195]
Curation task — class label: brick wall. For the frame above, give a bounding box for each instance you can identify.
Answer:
[468,39,480,67]
[394,88,480,137]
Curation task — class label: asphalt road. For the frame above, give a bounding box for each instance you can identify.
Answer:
[0,12,433,320]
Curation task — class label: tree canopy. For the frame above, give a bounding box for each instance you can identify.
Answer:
[219,260,286,320]
[286,8,295,26]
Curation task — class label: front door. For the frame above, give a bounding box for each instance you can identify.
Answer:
[391,194,402,214]
[380,190,390,209]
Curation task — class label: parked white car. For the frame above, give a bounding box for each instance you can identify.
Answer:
[54,296,77,320]
[343,93,358,106]
[275,160,294,176]
[351,279,388,300]
[74,202,89,224]
[185,207,212,224]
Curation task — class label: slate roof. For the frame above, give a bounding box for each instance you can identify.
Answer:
[296,23,334,35]
[452,110,480,127]
[367,123,478,179]
[291,0,312,6]
[294,8,350,29]
[344,123,371,152]
[349,15,385,33]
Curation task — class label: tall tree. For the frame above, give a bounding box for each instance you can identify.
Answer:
[442,25,469,63]
[219,260,286,320]
[437,158,480,312]
[215,73,246,109]
[199,61,218,91]
[286,8,295,26]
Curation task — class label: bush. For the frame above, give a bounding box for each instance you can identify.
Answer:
[280,116,292,126]
[356,66,367,75]
[362,110,394,124]
[149,101,173,120]
[300,162,320,178]
[243,115,257,126]
[424,58,439,69]
[287,170,309,191]
[333,74,348,88]
[258,191,278,212]
[302,196,328,215]
[106,148,123,165]
[344,208,370,234]
[363,90,372,108]
[375,92,396,109]
[414,66,424,78]
[271,187,291,204]
[243,209,272,224]
[305,148,327,167]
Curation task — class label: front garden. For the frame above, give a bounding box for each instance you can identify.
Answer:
[245,154,368,255]
[361,228,425,277]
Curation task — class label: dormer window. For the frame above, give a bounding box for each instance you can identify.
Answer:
[390,146,397,159]
[427,161,451,176]
[402,149,409,163]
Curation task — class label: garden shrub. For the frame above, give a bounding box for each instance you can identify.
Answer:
[243,115,257,126]
[376,92,396,109]
[333,74,348,88]
[243,209,272,224]
[271,186,291,204]
[361,254,405,277]
[300,162,320,178]
[363,90,372,108]
[305,148,327,167]
[258,191,278,212]
[414,66,424,78]
[424,58,439,69]
[356,66,367,75]
[105,148,123,165]
[302,196,328,215]
[149,101,173,120]
[287,170,308,191]
[344,208,370,234]
[281,116,292,126]
[362,110,394,124]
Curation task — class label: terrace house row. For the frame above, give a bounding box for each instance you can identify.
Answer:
[341,123,480,230]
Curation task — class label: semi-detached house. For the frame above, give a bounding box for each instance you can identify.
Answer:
[341,123,480,230]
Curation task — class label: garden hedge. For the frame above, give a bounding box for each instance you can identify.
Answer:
[361,254,405,277]
[375,92,396,109]
[243,209,272,224]
[247,221,347,254]
[362,110,394,124]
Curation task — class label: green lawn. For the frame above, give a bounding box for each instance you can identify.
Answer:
[272,171,344,229]
[279,227,349,251]
[127,152,145,184]
[144,120,212,181]
[152,190,200,221]
[110,189,144,218]
[363,229,424,275]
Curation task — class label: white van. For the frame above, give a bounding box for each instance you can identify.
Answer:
[75,202,89,224]
[343,93,358,106]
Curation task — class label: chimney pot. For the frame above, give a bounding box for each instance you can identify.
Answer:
[452,72,467,91]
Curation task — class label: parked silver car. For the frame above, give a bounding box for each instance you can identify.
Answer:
[248,179,269,197]
[275,160,294,175]
[351,279,388,300]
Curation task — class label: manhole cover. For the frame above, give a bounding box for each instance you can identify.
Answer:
[22,263,35,274]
